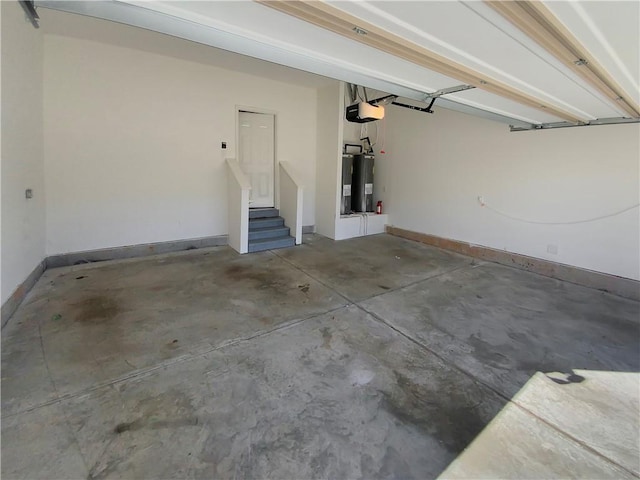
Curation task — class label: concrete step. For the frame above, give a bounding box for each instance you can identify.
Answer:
[249,226,291,241]
[248,236,295,253]
[249,216,285,230]
[249,208,279,219]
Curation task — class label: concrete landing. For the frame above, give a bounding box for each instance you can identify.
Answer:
[2,234,638,479]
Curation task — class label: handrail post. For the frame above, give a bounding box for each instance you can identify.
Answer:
[278,161,304,245]
[226,158,251,254]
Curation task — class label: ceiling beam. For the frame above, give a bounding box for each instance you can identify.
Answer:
[257,0,586,123]
[486,0,640,119]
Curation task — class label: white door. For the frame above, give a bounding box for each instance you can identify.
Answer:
[238,111,275,208]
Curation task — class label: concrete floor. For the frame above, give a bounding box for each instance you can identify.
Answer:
[1,233,638,479]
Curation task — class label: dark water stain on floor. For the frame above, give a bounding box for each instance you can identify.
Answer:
[112,389,199,435]
[49,294,129,364]
[73,296,120,323]
[320,327,333,349]
[224,263,290,294]
[467,334,513,370]
[225,264,271,284]
[90,408,197,480]
[378,446,413,479]
[380,370,492,454]
[88,390,197,480]
[114,416,199,434]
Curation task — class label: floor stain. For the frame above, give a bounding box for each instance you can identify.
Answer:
[309,447,333,477]
[467,334,512,370]
[380,370,489,454]
[224,264,288,294]
[73,296,120,323]
[87,448,136,480]
[320,327,332,349]
[51,295,129,364]
[114,416,199,434]
[298,283,310,293]
[114,422,134,433]
[378,446,413,479]
[113,390,198,436]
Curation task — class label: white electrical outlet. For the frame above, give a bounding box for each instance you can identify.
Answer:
[547,244,558,255]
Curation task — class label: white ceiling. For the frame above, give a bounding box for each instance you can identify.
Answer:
[36,0,640,127]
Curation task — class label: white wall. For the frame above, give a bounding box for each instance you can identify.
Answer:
[43,33,318,255]
[381,106,640,280]
[1,1,46,304]
[315,82,342,239]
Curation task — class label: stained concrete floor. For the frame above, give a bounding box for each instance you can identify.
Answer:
[1,233,638,479]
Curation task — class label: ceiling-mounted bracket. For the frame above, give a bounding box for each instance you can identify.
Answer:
[367,83,475,115]
[368,94,398,106]
[510,116,640,132]
[393,98,436,114]
[424,84,476,100]
[19,0,40,28]
[368,94,435,114]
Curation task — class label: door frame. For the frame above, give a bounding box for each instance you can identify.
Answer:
[236,105,278,209]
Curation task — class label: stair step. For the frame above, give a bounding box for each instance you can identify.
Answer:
[248,236,295,253]
[249,208,279,219]
[249,216,285,230]
[249,226,291,241]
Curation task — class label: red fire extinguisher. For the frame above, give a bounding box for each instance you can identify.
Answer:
[376,201,383,214]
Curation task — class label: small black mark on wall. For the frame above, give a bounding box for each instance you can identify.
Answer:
[76,275,87,280]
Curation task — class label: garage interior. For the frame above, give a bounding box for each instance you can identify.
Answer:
[1,1,639,479]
